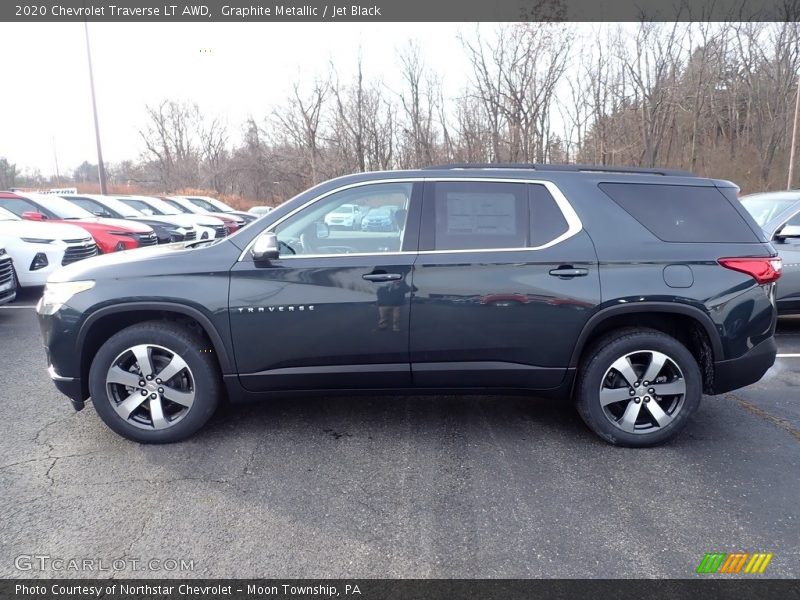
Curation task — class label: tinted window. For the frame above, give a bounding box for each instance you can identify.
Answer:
[530,184,569,247]
[433,182,527,250]
[67,197,114,218]
[599,183,759,243]
[0,197,52,218]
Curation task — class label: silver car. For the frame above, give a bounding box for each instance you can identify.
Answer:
[740,191,800,314]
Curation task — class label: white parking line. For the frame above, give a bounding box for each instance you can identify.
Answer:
[0,305,36,309]
[777,354,800,358]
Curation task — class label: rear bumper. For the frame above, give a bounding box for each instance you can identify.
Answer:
[712,336,777,394]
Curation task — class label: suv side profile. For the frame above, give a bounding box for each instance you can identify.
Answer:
[37,165,780,447]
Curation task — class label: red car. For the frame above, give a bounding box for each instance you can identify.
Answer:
[0,192,156,254]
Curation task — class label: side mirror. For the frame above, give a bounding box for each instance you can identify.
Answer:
[251,232,280,261]
[774,224,800,242]
[315,221,329,239]
[22,211,46,221]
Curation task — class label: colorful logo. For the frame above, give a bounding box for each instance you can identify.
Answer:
[696,552,773,574]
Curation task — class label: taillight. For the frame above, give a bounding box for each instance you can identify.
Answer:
[718,257,782,284]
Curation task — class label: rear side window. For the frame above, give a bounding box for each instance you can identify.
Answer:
[598,183,759,243]
[433,182,527,250]
[530,184,569,247]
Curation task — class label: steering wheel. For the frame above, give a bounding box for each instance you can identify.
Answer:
[278,240,297,255]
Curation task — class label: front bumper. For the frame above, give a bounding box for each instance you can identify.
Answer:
[47,365,85,410]
[712,336,777,394]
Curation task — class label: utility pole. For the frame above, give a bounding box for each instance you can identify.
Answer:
[789,75,800,191]
[84,20,108,194]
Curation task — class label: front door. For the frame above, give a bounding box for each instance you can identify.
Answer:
[229,181,421,391]
[409,179,601,389]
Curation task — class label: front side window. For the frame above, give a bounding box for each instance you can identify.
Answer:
[273,183,413,257]
[0,198,46,217]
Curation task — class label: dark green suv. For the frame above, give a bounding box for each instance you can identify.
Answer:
[36,165,781,446]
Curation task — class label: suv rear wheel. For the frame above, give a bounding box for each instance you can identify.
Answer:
[575,328,702,447]
[88,321,220,443]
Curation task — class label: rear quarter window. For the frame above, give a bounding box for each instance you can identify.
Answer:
[598,183,759,243]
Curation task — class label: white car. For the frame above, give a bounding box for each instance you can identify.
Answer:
[173,195,257,222]
[118,196,227,240]
[324,203,366,229]
[248,206,272,216]
[0,246,15,305]
[0,206,98,287]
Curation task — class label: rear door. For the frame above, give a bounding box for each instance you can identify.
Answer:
[409,178,601,389]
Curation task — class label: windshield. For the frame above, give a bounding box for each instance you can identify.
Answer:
[740,196,799,228]
[124,197,181,215]
[102,197,145,217]
[186,197,224,212]
[162,198,194,214]
[32,195,95,219]
[0,206,20,221]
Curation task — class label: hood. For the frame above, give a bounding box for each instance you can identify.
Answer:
[131,217,191,230]
[90,217,154,233]
[0,219,92,241]
[148,213,222,228]
[49,238,237,283]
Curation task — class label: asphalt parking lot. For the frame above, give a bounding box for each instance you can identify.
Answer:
[1,287,798,579]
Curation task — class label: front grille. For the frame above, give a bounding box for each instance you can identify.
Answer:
[213,224,227,238]
[0,256,13,286]
[136,232,158,247]
[62,242,99,265]
[183,229,196,241]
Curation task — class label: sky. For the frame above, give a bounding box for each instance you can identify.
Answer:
[0,22,475,175]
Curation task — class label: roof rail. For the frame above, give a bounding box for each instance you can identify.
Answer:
[422,163,695,177]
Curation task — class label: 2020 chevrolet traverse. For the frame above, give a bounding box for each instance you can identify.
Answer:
[37,165,781,446]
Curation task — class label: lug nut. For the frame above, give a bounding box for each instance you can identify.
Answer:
[648,388,655,394]
[643,381,649,386]
[634,381,640,387]
[150,393,157,399]
[629,389,635,396]
[156,378,162,384]
[644,396,651,402]
[139,380,146,387]
[158,387,164,393]
[140,390,148,396]
[146,375,153,380]
[634,397,641,403]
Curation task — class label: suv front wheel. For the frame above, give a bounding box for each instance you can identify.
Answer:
[575,328,702,447]
[88,321,220,443]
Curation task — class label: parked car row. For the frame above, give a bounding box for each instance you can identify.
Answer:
[0,191,254,290]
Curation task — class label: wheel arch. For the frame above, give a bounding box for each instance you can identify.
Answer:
[76,302,233,399]
[570,303,722,394]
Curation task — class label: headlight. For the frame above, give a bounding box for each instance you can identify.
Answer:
[21,238,54,244]
[37,280,95,315]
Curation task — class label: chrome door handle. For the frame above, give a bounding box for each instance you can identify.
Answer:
[363,272,402,282]
[549,267,589,278]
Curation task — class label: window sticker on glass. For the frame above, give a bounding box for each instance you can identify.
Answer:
[445,193,517,236]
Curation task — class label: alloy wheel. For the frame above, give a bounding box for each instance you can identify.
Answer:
[599,350,687,434]
[105,344,196,430]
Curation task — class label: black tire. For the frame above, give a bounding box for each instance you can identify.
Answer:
[88,321,220,443]
[575,328,702,447]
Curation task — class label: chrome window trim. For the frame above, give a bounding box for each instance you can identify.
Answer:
[237,177,583,261]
